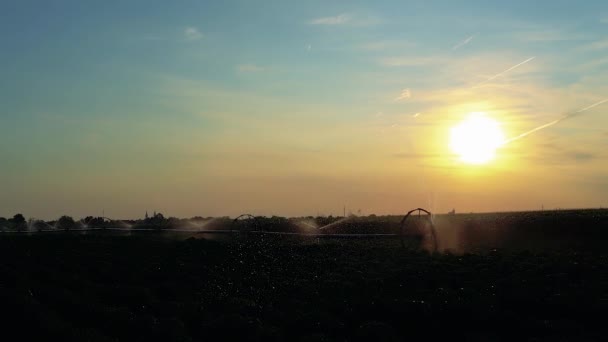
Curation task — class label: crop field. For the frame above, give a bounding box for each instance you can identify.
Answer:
[1,210,608,341]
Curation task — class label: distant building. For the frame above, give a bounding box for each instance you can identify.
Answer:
[448,208,456,215]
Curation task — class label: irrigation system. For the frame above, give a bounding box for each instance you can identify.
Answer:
[1,209,440,251]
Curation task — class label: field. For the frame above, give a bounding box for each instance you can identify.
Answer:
[1,210,608,341]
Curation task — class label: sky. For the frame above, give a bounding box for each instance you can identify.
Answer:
[1,0,608,220]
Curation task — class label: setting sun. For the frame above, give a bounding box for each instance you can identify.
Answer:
[449,113,505,165]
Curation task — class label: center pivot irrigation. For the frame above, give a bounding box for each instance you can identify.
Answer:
[228,208,438,251]
[231,214,260,233]
[5,210,440,252]
[400,208,437,252]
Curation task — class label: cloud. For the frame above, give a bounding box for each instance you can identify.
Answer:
[571,57,608,72]
[236,64,265,72]
[392,152,443,159]
[358,40,415,51]
[380,56,446,67]
[569,152,595,162]
[394,88,411,101]
[511,29,586,42]
[309,13,350,25]
[184,27,203,41]
[579,39,608,51]
[308,13,381,26]
[529,143,599,165]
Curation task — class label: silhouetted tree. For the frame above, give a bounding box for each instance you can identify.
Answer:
[10,214,27,230]
[57,216,76,230]
[29,219,48,231]
[143,212,168,229]
[82,216,105,228]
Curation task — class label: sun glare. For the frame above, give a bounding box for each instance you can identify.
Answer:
[449,112,505,165]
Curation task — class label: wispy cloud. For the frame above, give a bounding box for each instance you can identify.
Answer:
[308,13,381,27]
[184,27,203,41]
[568,152,595,162]
[512,29,586,42]
[573,57,608,72]
[453,34,475,50]
[392,152,443,159]
[527,143,600,166]
[358,40,415,51]
[236,64,265,72]
[394,88,411,101]
[309,13,350,25]
[579,39,608,51]
[380,56,446,67]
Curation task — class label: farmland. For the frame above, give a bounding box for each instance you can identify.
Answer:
[1,210,608,341]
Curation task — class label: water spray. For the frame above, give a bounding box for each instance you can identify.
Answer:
[400,208,438,252]
[232,214,259,234]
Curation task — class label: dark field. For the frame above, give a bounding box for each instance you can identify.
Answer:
[2,210,608,341]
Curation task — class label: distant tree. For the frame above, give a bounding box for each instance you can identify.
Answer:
[167,217,181,228]
[57,216,76,230]
[29,219,48,232]
[140,212,169,229]
[82,216,104,228]
[11,214,27,230]
[93,217,103,228]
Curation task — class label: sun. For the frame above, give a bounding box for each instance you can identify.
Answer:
[449,112,505,164]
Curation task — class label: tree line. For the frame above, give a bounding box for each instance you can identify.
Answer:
[0,213,354,232]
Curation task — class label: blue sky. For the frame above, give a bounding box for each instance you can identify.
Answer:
[1,1,608,219]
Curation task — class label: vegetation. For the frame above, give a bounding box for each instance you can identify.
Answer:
[1,220,608,341]
[0,213,27,231]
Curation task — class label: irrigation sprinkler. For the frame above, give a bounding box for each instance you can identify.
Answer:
[400,208,437,252]
[231,214,260,236]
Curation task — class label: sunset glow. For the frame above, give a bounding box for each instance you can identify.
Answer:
[2,1,608,218]
[449,113,505,165]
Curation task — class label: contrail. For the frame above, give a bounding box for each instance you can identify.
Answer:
[473,56,536,88]
[501,98,608,145]
[453,35,474,50]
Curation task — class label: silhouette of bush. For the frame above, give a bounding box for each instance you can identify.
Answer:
[57,215,76,230]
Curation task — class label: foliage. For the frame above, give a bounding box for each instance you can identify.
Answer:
[57,216,77,230]
[10,213,27,230]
